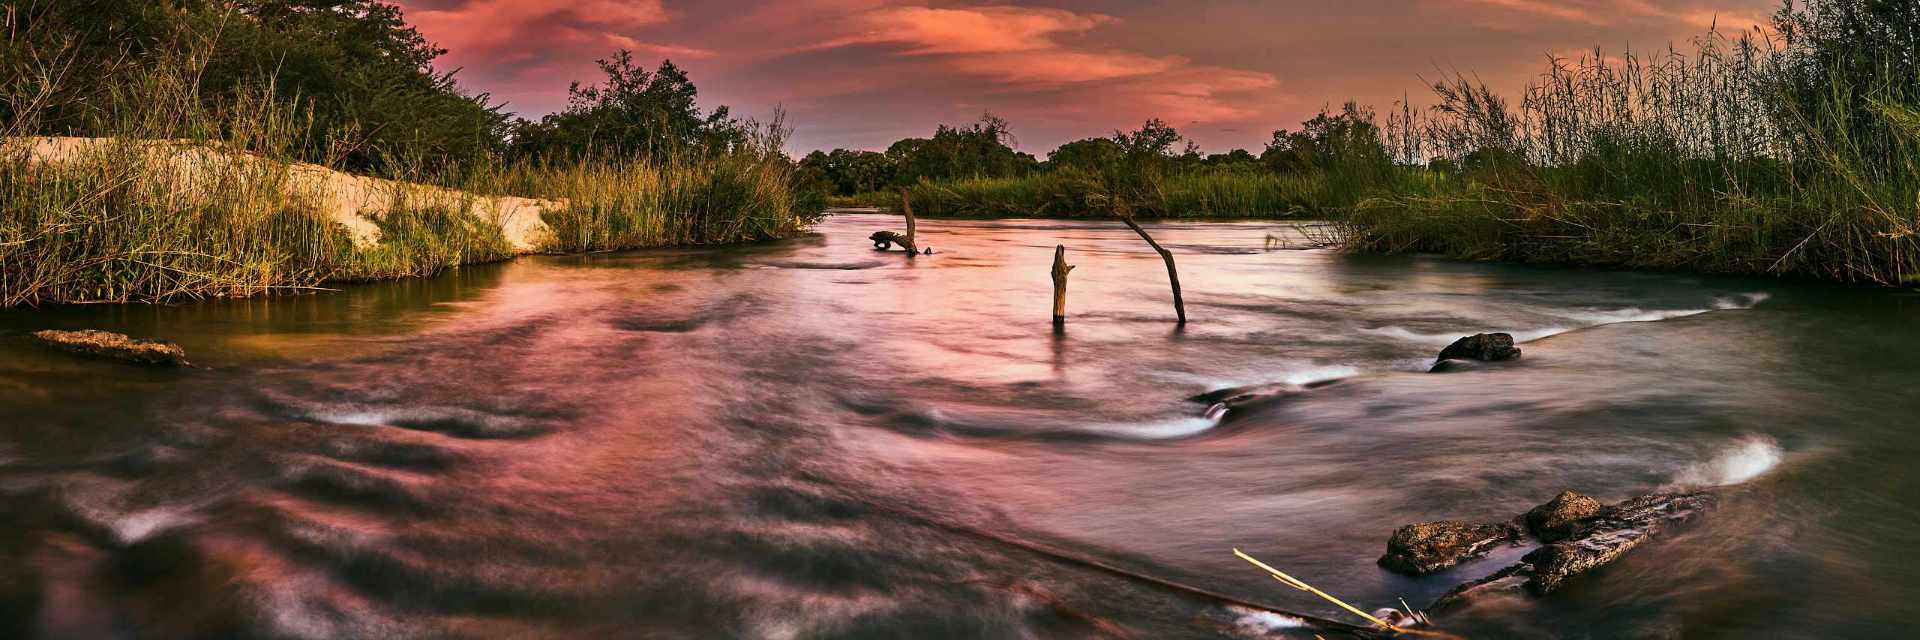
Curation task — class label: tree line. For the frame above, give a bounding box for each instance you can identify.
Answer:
[796,105,1395,199]
[2,0,760,177]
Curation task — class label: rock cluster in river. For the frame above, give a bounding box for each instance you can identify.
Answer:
[1379,489,1717,613]
[31,330,188,366]
[1378,520,1523,575]
[1525,490,1603,542]
[1430,333,1521,372]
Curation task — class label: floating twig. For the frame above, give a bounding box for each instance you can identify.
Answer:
[1233,548,1396,630]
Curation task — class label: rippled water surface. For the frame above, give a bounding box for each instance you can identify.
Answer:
[4,213,1919,639]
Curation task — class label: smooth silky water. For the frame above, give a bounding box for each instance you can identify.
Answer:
[3,213,1918,638]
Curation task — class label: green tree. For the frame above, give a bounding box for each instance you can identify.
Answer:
[886,113,1038,184]
[1046,137,1124,172]
[508,52,743,161]
[797,148,896,195]
[1261,103,1391,174]
[2,0,508,175]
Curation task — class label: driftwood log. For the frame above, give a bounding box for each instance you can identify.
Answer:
[1119,215,1186,324]
[1051,245,1074,326]
[870,231,910,251]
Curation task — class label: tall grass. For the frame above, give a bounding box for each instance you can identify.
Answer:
[1354,16,1920,284]
[0,15,814,307]
[480,148,809,253]
[848,168,1330,219]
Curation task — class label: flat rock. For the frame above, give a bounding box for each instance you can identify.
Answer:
[1425,490,1718,612]
[1379,520,1523,575]
[1525,490,1603,542]
[32,330,188,366]
[1526,491,1717,594]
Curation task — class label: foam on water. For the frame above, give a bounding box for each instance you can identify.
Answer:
[1228,606,1309,637]
[1089,415,1224,439]
[1360,325,1569,346]
[1674,434,1784,487]
[1281,364,1361,386]
[1555,307,1713,325]
[107,506,199,544]
[1363,291,1771,349]
[1715,292,1772,310]
[1163,363,1362,394]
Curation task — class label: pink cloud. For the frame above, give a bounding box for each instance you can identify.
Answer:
[794,4,1283,125]
[826,6,1110,55]
[394,0,709,112]
[1463,0,1607,25]
[402,0,672,61]
[388,0,1780,153]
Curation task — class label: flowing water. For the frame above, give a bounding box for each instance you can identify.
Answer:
[3,213,1918,639]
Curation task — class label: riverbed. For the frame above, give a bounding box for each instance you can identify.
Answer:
[3,213,1918,638]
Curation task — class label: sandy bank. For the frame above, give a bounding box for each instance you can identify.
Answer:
[11,136,561,253]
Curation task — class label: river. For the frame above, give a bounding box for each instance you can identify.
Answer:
[3,213,1918,639]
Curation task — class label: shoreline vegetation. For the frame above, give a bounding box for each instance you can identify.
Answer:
[5,0,1914,309]
[811,0,1918,286]
[1,1,817,307]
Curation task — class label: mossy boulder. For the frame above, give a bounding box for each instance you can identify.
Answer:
[1379,520,1522,575]
[32,330,188,366]
[1525,490,1603,542]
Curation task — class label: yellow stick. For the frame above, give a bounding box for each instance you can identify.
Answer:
[1233,548,1398,630]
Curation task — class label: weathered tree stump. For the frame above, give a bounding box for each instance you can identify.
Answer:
[901,189,917,256]
[871,189,925,255]
[1051,245,1074,327]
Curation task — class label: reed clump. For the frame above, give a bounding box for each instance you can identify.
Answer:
[488,148,809,254]
[1352,1,1920,285]
[848,169,1328,219]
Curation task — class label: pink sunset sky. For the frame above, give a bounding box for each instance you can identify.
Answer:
[391,0,1779,154]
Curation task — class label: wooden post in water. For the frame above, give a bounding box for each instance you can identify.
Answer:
[1050,245,1074,327]
[1119,215,1186,325]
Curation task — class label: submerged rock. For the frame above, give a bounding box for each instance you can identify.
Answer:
[1525,491,1717,593]
[1424,490,1718,612]
[1431,333,1521,371]
[1378,520,1522,575]
[32,330,188,366]
[1524,490,1603,542]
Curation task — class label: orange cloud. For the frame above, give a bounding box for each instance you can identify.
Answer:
[843,6,1102,54]
[803,6,1174,84]
[388,0,1779,153]
[404,0,669,56]
[1464,0,1606,24]
[797,4,1280,124]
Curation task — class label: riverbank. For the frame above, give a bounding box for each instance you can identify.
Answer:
[0,136,816,307]
[815,4,1920,286]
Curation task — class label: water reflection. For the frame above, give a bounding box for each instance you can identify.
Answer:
[1,214,1916,638]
